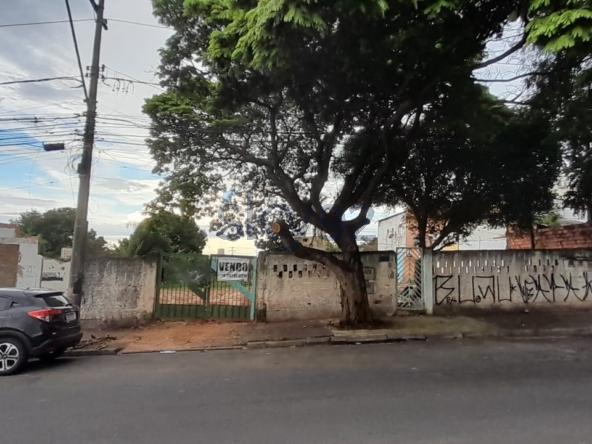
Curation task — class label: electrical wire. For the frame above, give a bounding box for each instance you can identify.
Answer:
[0,19,94,28]
[107,18,170,30]
[0,77,81,86]
[65,0,89,101]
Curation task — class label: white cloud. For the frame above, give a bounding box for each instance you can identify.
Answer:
[0,0,171,241]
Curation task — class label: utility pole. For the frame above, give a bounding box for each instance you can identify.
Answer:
[69,0,107,307]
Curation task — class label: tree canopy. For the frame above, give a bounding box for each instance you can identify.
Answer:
[146,0,588,324]
[376,83,560,249]
[116,211,207,259]
[13,208,107,259]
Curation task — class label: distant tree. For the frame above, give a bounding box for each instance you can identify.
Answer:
[14,208,107,258]
[116,212,207,259]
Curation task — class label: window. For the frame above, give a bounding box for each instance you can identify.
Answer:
[37,293,71,307]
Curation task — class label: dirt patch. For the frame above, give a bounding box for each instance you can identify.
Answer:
[120,320,245,352]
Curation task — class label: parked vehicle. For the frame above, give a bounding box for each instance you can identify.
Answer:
[0,288,82,376]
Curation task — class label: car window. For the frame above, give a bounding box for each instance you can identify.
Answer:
[37,294,71,307]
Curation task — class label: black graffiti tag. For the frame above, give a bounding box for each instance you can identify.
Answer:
[560,273,582,301]
[471,276,495,303]
[434,275,456,305]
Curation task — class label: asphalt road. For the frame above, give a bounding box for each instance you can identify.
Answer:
[2,338,592,444]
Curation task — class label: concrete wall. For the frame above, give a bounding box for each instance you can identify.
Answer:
[15,238,43,289]
[256,252,396,321]
[433,250,592,310]
[80,257,157,323]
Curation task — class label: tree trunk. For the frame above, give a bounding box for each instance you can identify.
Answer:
[333,252,372,326]
[331,236,373,326]
[271,221,372,326]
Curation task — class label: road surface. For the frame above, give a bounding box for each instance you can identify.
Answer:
[2,338,592,444]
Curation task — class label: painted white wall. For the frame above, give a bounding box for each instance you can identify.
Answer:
[459,225,507,250]
[41,258,71,291]
[16,241,42,288]
[0,227,16,238]
[377,212,407,251]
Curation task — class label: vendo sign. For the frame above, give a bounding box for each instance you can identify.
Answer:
[217,257,251,281]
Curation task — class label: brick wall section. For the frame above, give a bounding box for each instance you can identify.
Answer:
[507,224,592,250]
[0,244,19,287]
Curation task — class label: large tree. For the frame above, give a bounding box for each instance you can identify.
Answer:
[14,208,107,259]
[146,0,581,324]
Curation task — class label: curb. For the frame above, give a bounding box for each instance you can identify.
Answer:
[66,347,122,356]
[69,327,592,356]
[119,345,247,354]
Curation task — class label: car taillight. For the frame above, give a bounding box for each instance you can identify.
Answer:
[27,308,62,322]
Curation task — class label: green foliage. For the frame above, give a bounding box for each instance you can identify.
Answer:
[13,208,107,258]
[117,211,207,259]
[377,83,561,248]
[528,49,591,220]
[527,0,592,51]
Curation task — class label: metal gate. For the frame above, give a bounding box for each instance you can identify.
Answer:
[155,253,257,321]
[395,247,424,311]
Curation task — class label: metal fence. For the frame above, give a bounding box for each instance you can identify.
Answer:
[395,247,424,311]
[155,253,257,321]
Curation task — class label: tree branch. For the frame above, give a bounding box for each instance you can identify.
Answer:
[473,71,547,83]
[271,220,344,269]
[473,35,527,70]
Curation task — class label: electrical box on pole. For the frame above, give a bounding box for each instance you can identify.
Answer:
[42,143,65,152]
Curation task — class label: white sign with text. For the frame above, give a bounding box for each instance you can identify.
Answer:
[217,257,251,281]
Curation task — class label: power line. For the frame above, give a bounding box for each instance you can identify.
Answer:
[65,0,89,101]
[107,18,170,30]
[0,19,94,28]
[0,76,81,86]
[96,139,146,146]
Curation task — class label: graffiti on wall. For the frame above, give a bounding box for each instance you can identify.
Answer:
[435,271,592,305]
[433,251,592,307]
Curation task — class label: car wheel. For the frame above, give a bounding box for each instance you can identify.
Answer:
[38,347,67,362]
[0,337,28,376]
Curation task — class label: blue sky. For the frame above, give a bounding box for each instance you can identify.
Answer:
[0,0,170,243]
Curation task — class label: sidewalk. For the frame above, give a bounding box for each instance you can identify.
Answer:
[72,309,592,355]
